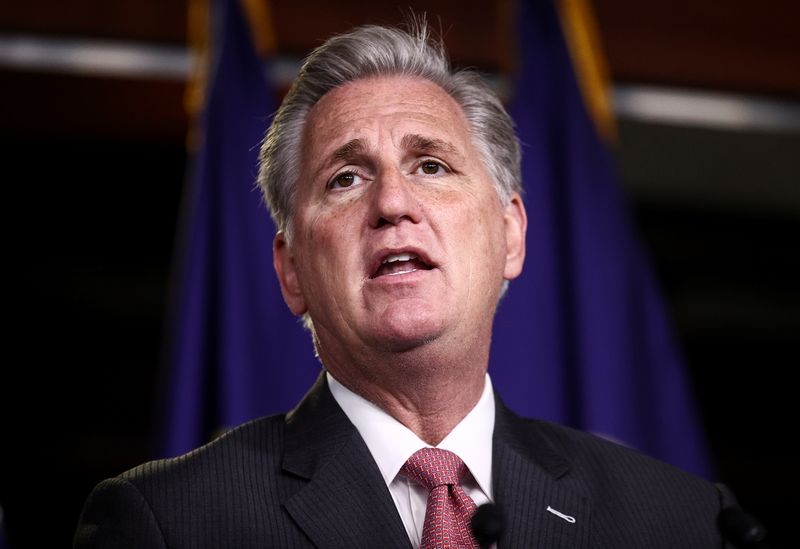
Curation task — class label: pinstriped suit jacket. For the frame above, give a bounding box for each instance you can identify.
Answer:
[74,373,730,548]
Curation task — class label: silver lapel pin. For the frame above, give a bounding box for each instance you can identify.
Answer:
[546,505,576,523]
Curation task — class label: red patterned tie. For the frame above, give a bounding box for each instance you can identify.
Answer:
[402,448,480,549]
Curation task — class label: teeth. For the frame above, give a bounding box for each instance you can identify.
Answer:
[381,253,417,265]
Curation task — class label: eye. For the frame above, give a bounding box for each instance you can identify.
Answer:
[328,170,362,190]
[416,160,448,176]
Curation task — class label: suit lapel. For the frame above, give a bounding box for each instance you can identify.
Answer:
[282,374,411,548]
[493,398,594,548]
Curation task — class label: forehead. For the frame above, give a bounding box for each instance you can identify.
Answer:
[302,76,474,157]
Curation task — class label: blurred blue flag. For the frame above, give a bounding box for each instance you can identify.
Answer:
[489,0,712,478]
[158,0,318,458]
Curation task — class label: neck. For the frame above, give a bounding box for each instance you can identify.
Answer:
[365,370,486,445]
[320,332,490,445]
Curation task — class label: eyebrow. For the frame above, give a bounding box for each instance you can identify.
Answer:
[331,138,367,163]
[401,134,457,155]
[312,138,367,181]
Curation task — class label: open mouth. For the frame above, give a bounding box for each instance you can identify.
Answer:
[370,252,434,279]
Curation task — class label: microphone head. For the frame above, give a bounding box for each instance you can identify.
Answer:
[471,503,505,548]
[718,506,768,547]
[715,483,769,548]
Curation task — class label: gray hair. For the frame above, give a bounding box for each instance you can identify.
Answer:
[257,20,521,237]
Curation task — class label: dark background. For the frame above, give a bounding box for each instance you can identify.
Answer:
[1,1,798,547]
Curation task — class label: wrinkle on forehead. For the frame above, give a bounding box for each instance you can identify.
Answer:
[301,76,477,187]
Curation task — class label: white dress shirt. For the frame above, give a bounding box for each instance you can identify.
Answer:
[327,372,495,549]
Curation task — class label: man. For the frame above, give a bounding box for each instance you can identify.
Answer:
[75,22,731,548]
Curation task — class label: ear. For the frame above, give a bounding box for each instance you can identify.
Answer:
[273,231,308,316]
[502,193,527,280]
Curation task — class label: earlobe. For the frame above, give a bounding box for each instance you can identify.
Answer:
[273,232,308,315]
[503,193,527,280]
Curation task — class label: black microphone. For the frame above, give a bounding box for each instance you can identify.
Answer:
[716,483,771,549]
[471,503,505,548]
[718,506,771,549]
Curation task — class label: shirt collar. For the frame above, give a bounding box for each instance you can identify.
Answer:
[327,371,495,499]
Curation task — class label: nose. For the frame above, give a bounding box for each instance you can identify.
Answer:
[368,167,422,228]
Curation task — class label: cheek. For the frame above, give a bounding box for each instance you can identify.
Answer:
[472,206,508,271]
[300,210,362,282]
[303,194,364,243]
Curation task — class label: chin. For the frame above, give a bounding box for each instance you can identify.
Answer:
[369,310,446,353]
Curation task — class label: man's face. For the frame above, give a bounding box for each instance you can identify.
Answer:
[274,76,526,362]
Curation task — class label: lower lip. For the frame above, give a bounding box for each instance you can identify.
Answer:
[368,268,434,285]
[385,267,418,277]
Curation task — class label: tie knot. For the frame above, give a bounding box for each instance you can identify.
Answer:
[402,448,468,490]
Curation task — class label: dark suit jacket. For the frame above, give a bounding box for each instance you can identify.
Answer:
[74,374,730,548]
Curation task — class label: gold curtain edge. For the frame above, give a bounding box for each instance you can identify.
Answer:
[556,0,617,141]
[240,0,277,57]
[184,0,275,151]
[185,0,211,151]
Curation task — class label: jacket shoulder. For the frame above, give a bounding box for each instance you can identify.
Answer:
[75,414,320,548]
[497,413,726,548]
[532,418,712,492]
[121,413,287,485]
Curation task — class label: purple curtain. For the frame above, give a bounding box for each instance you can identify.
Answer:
[157,0,318,458]
[489,0,713,478]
